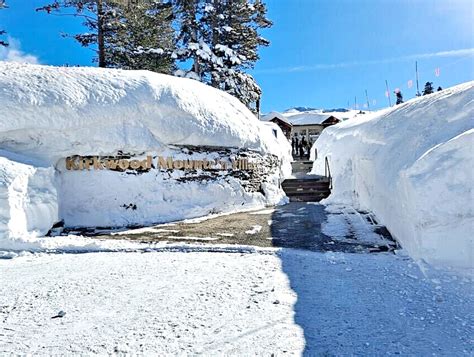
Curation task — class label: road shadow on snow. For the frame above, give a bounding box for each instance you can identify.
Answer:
[271,202,398,355]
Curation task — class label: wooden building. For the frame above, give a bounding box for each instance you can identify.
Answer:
[260,112,293,140]
[261,111,341,144]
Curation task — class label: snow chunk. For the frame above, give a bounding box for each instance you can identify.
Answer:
[0,150,58,246]
[245,225,262,235]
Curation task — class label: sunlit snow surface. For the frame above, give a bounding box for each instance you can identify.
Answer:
[312,82,474,273]
[1,250,472,355]
[0,63,292,248]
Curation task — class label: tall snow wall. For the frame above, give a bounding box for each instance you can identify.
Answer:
[0,63,291,247]
[311,82,474,273]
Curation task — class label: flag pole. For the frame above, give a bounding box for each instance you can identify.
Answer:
[416,61,421,96]
[385,80,392,107]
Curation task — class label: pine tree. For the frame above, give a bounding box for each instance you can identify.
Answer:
[206,0,271,112]
[437,86,443,91]
[395,91,403,105]
[37,0,123,67]
[173,0,205,79]
[173,0,272,113]
[422,81,434,95]
[0,0,8,47]
[107,1,175,74]
[37,1,175,72]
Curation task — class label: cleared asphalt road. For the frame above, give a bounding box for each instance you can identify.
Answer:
[96,202,397,253]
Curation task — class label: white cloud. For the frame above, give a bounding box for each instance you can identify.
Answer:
[255,48,474,74]
[0,37,39,64]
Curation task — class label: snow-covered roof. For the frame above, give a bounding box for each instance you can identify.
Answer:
[260,111,290,125]
[263,110,339,126]
[284,112,336,125]
[263,108,363,126]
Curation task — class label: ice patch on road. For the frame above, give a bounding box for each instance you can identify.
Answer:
[245,225,263,235]
[321,205,388,246]
[112,227,180,235]
[322,214,350,238]
[249,209,276,215]
[216,233,235,237]
[166,236,219,241]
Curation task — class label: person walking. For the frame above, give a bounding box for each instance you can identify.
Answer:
[306,139,312,159]
[300,137,306,159]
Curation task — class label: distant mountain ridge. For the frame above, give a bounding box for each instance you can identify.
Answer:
[283,107,350,113]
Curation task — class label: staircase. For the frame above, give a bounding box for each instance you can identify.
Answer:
[282,158,332,202]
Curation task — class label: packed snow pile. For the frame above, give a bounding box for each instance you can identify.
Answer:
[311,82,474,273]
[0,62,291,249]
[0,62,286,162]
[0,151,58,242]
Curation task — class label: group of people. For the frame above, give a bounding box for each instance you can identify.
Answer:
[291,135,312,159]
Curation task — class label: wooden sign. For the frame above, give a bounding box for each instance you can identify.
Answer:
[65,155,258,171]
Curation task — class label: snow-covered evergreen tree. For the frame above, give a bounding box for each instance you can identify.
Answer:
[206,0,271,112]
[173,0,272,113]
[0,0,8,47]
[38,1,175,73]
[107,1,175,74]
[173,0,205,79]
[422,81,434,95]
[37,0,122,67]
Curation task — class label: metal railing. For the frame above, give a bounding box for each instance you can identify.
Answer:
[324,156,333,190]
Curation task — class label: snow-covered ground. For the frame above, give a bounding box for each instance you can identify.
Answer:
[0,62,291,250]
[312,82,474,274]
[1,249,472,355]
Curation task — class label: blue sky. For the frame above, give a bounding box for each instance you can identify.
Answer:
[1,0,473,112]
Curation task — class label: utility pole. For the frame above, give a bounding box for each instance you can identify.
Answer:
[365,89,370,110]
[415,61,421,96]
[385,80,392,107]
[354,96,357,110]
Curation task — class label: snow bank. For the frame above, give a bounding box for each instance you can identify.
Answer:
[0,62,286,163]
[57,148,286,228]
[0,63,291,249]
[312,82,474,273]
[0,150,58,248]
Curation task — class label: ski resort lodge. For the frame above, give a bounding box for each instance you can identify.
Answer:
[261,111,342,142]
